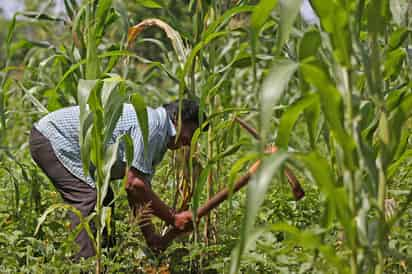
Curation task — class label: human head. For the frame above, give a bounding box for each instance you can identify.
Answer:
[163,99,208,149]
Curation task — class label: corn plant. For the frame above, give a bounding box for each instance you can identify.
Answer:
[229,0,412,273]
[2,0,412,273]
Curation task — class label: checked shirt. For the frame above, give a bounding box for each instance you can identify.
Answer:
[34,104,176,188]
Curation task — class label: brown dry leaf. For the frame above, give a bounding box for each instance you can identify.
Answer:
[144,264,170,274]
[127,18,187,65]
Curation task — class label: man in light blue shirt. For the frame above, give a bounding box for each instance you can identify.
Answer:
[29,99,206,259]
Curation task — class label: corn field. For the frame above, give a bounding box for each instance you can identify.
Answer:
[0,0,412,273]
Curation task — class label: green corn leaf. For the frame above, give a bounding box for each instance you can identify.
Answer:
[78,79,98,176]
[5,14,17,58]
[130,93,149,159]
[64,0,76,20]
[276,93,319,148]
[367,0,391,34]
[389,27,409,50]
[103,81,127,145]
[189,127,202,187]
[310,1,351,66]
[378,111,390,145]
[122,134,134,166]
[96,0,113,22]
[210,143,242,164]
[299,29,322,61]
[300,63,356,169]
[102,138,122,205]
[231,151,289,274]
[276,0,302,55]
[261,59,298,141]
[227,152,260,202]
[191,164,211,239]
[136,0,163,9]
[384,48,406,80]
[251,0,279,31]
[101,206,112,236]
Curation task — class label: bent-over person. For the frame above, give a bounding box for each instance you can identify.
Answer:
[29,99,204,260]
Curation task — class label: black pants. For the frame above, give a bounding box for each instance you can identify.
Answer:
[29,127,115,260]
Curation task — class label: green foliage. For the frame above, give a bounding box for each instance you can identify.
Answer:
[1,0,412,273]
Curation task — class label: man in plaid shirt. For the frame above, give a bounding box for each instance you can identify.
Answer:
[29,99,205,259]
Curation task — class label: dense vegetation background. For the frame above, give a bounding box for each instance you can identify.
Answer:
[0,0,411,273]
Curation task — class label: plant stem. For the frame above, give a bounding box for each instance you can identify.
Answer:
[375,155,386,274]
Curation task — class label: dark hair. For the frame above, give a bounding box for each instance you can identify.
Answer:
[163,99,208,131]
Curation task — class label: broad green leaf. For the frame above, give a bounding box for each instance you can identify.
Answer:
[277,0,302,54]
[101,206,112,236]
[136,0,163,9]
[276,93,319,148]
[96,0,112,21]
[102,139,122,205]
[384,48,406,80]
[78,79,98,175]
[300,63,356,169]
[130,93,149,159]
[386,92,412,164]
[103,82,127,145]
[209,143,242,163]
[64,0,76,20]
[250,0,278,31]
[310,1,350,65]
[299,29,321,60]
[189,127,202,185]
[5,14,17,57]
[378,111,390,145]
[367,0,391,34]
[191,164,211,240]
[388,27,409,50]
[232,151,289,274]
[85,5,99,80]
[261,59,298,141]
[182,32,227,81]
[227,152,260,201]
[122,134,134,166]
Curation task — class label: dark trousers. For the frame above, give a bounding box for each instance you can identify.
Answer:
[29,127,115,260]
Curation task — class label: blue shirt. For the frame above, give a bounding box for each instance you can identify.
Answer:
[34,104,176,188]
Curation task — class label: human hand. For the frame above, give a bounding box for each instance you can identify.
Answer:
[173,210,193,230]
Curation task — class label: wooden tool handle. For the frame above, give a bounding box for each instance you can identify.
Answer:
[160,171,254,248]
[234,117,305,201]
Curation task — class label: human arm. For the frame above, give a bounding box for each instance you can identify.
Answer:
[125,167,192,229]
